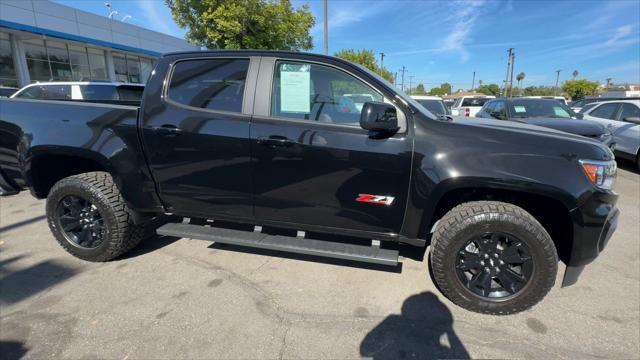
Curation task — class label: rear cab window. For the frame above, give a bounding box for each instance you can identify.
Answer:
[167,58,250,112]
[76,85,118,100]
[461,98,489,107]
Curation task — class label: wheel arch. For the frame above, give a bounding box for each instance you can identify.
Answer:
[419,181,575,264]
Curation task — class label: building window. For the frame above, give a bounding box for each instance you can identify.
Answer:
[112,52,154,84]
[0,32,18,87]
[23,39,108,83]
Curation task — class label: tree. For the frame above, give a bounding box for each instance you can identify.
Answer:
[165,0,315,50]
[429,87,446,96]
[562,79,599,100]
[522,86,556,96]
[334,49,394,83]
[414,83,426,95]
[516,72,525,88]
[476,83,501,96]
[440,83,452,95]
[572,70,579,80]
[428,83,451,96]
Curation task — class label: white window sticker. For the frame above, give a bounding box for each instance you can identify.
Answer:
[514,106,526,113]
[553,107,570,117]
[280,68,310,113]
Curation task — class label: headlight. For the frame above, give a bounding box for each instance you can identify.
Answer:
[580,159,617,190]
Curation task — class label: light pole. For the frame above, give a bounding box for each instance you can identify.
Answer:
[323,0,328,55]
[554,69,562,95]
[379,52,385,68]
[471,71,476,91]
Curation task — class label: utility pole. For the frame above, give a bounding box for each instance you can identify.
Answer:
[394,72,397,87]
[508,52,515,97]
[408,75,414,95]
[503,48,514,97]
[399,66,407,91]
[323,0,328,55]
[471,71,476,91]
[379,52,385,68]
[605,78,612,90]
[554,69,562,95]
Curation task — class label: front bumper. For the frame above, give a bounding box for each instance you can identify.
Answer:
[562,189,619,287]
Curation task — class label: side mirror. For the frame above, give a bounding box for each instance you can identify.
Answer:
[575,113,584,119]
[624,116,640,124]
[360,102,399,133]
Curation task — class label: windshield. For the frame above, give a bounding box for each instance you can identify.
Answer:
[416,99,450,115]
[509,99,574,118]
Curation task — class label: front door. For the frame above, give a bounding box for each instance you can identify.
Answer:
[250,58,413,234]
[140,57,257,219]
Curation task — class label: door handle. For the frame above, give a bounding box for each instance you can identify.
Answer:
[152,124,182,136]
[257,136,294,147]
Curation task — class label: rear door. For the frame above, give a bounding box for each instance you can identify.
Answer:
[140,56,258,219]
[613,103,640,155]
[249,57,413,234]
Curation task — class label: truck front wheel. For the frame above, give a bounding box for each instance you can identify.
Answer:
[46,172,145,262]
[430,201,558,315]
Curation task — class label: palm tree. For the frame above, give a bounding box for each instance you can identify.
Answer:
[516,72,525,89]
[572,70,579,80]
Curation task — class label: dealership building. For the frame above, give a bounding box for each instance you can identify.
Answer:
[0,0,198,88]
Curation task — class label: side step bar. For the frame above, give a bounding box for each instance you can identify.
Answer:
[156,223,399,266]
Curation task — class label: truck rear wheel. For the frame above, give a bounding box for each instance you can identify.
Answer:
[429,201,558,315]
[46,172,145,262]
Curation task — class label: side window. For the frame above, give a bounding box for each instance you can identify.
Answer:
[168,58,249,112]
[482,101,495,114]
[590,103,620,120]
[77,85,118,100]
[492,101,506,119]
[271,61,382,126]
[453,98,462,107]
[15,86,43,98]
[619,103,640,121]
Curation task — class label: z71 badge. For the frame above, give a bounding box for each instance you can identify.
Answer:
[355,194,395,206]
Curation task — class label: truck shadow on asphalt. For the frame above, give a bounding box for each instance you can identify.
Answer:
[0,215,47,233]
[360,291,469,360]
[117,235,181,260]
[617,158,639,174]
[0,255,78,305]
[0,340,29,360]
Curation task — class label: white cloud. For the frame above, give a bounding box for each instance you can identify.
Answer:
[137,0,177,36]
[434,0,487,63]
[606,24,634,46]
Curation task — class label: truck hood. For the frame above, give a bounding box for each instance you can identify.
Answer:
[447,116,594,142]
[516,117,606,137]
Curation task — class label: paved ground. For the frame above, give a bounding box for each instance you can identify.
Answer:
[1,160,638,359]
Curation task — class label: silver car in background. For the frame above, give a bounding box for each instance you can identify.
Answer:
[582,99,640,169]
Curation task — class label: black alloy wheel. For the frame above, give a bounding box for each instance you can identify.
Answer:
[455,232,534,299]
[57,195,105,249]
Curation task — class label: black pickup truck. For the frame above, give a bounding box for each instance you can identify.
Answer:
[0,50,619,314]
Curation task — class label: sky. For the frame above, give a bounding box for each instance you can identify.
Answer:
[53,0,640,91]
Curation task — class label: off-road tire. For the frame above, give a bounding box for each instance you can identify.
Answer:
[430,201,558,315]
[46,171,146,261]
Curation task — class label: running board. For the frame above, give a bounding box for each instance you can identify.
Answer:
[156,223,399,266]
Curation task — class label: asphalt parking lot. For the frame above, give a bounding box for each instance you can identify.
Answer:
[1,160,638,359]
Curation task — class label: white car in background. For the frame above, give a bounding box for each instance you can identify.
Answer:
[343,93,375,112]
[411,95,450,116]
[451,95,495,117]
[582,99,640,169]
[11,81,145,101]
